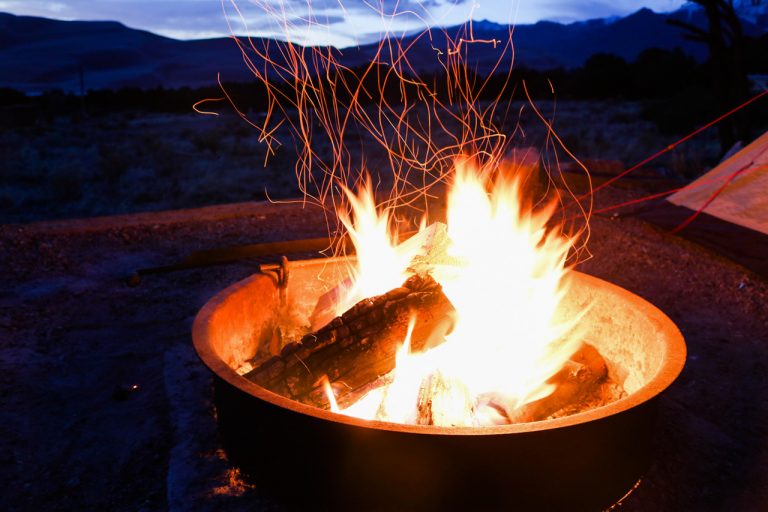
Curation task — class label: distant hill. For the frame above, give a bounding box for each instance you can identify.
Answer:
[0,5,765,94]
[0,13,253,93]
[399,5,765,74]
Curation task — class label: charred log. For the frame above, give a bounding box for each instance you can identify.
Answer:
[244,273,455,408]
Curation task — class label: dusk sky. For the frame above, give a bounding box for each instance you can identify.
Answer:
[0,0,688,47]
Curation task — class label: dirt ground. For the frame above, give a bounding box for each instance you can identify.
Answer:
[1,186,766,511]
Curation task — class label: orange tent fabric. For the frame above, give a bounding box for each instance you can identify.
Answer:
[639,131,768,277]
[668,130,768,235]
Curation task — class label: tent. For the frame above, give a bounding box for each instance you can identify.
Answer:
[640,130,768,277]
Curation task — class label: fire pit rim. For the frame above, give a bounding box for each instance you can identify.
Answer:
[193,257,686,436]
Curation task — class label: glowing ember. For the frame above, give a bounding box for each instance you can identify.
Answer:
[325,159,584,426]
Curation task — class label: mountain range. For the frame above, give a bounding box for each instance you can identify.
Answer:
[1,3,765,94]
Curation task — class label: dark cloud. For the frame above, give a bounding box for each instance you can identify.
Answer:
[0,0,685,44]
[533,0,679,23]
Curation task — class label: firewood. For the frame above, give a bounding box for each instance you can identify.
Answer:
[308,222,454,330]
[482,343,609,424]
[416,370,475,427]
[410,344,609,427]
[244,273,455,408]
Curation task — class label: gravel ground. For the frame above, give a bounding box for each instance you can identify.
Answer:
[0,189,766,511]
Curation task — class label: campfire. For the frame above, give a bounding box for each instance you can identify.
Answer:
[192,3,686,508]
[193,143,685,511]
[241,159,625,428]
[192,156,686,509]
[193,235,685,509]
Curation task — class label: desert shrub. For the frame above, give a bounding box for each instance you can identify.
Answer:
[49,170,83,203]
[97,143,132,184]
[629,48,700,99]
[148,139,183,178]
[190,128,225,154]
[4,144,40,181]
[134,191,156,204]
[0,193,15,213]
[574,54,632,99]
[0,88,27,106]
[640,87,715,134]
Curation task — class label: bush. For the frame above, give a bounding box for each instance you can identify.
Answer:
[0,88,27,106]
[576,54,631,99]
[98,144,132,185]
[190,128,225,155]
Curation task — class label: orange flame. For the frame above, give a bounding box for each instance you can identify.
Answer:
[334,178,424,315]
[325,159,583,426]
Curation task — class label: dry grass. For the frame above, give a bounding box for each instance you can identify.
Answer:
[0,100,722,224]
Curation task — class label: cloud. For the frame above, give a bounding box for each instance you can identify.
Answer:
[0,1,225,33]
[223,0,476,46]
[0,0,466,45]
[0,0,686,46]
[531,0,685,23]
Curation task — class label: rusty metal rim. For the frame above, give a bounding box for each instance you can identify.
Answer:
[193,257,686,436]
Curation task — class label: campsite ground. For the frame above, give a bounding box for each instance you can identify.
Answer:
[1,180,767,511]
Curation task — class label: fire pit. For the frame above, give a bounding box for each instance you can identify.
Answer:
[193,255,685,511]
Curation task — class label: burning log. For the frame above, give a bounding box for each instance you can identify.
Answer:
[416,371,475,427]
[309,222,456,331]
[409,343,610,427]
[244,273,455,408]
[479,343,609,424]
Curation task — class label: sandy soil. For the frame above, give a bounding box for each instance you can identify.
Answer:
[0,185,766,511]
